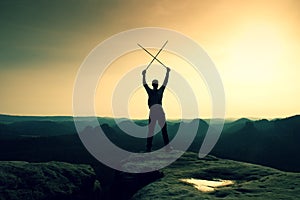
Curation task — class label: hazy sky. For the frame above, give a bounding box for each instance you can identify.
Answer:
[0,0,299,118]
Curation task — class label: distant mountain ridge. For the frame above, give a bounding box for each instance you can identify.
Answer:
[0,114,74,123]
[0,114,299,172]
[212,115,300,172]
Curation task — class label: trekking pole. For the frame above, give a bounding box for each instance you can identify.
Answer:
[138,40,168,70]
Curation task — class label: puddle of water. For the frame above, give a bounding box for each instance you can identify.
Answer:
[180,178,234,192]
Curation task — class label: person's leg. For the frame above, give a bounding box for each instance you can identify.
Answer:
[158,115,169,146]
[146,117,155,152]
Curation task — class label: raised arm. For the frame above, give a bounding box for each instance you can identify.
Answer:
[162,67,171,86]
[142,70,147,85]
[142,69,151,93]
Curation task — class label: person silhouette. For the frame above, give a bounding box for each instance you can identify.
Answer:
[142,67,172,152]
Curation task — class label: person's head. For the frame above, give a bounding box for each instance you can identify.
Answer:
[152,79,159,89]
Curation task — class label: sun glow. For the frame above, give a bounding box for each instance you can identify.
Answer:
[228,22,285,84]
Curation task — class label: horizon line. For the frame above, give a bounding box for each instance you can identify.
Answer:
[0,113,299,121]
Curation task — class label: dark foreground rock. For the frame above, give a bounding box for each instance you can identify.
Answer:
[107,152,171,200]
[108,170,163,200]
[0,161,101,200]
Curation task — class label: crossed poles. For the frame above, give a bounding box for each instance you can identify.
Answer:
[137,40,168,70]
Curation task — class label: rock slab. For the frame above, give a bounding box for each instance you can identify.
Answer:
[0,161,100,200]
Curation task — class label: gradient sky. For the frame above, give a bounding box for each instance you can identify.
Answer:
[0,0,299,119]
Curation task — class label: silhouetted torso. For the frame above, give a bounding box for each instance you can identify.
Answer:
[143,85,166,108]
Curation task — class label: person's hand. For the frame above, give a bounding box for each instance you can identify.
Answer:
[166,67,171,72]
[142,70,146,75]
